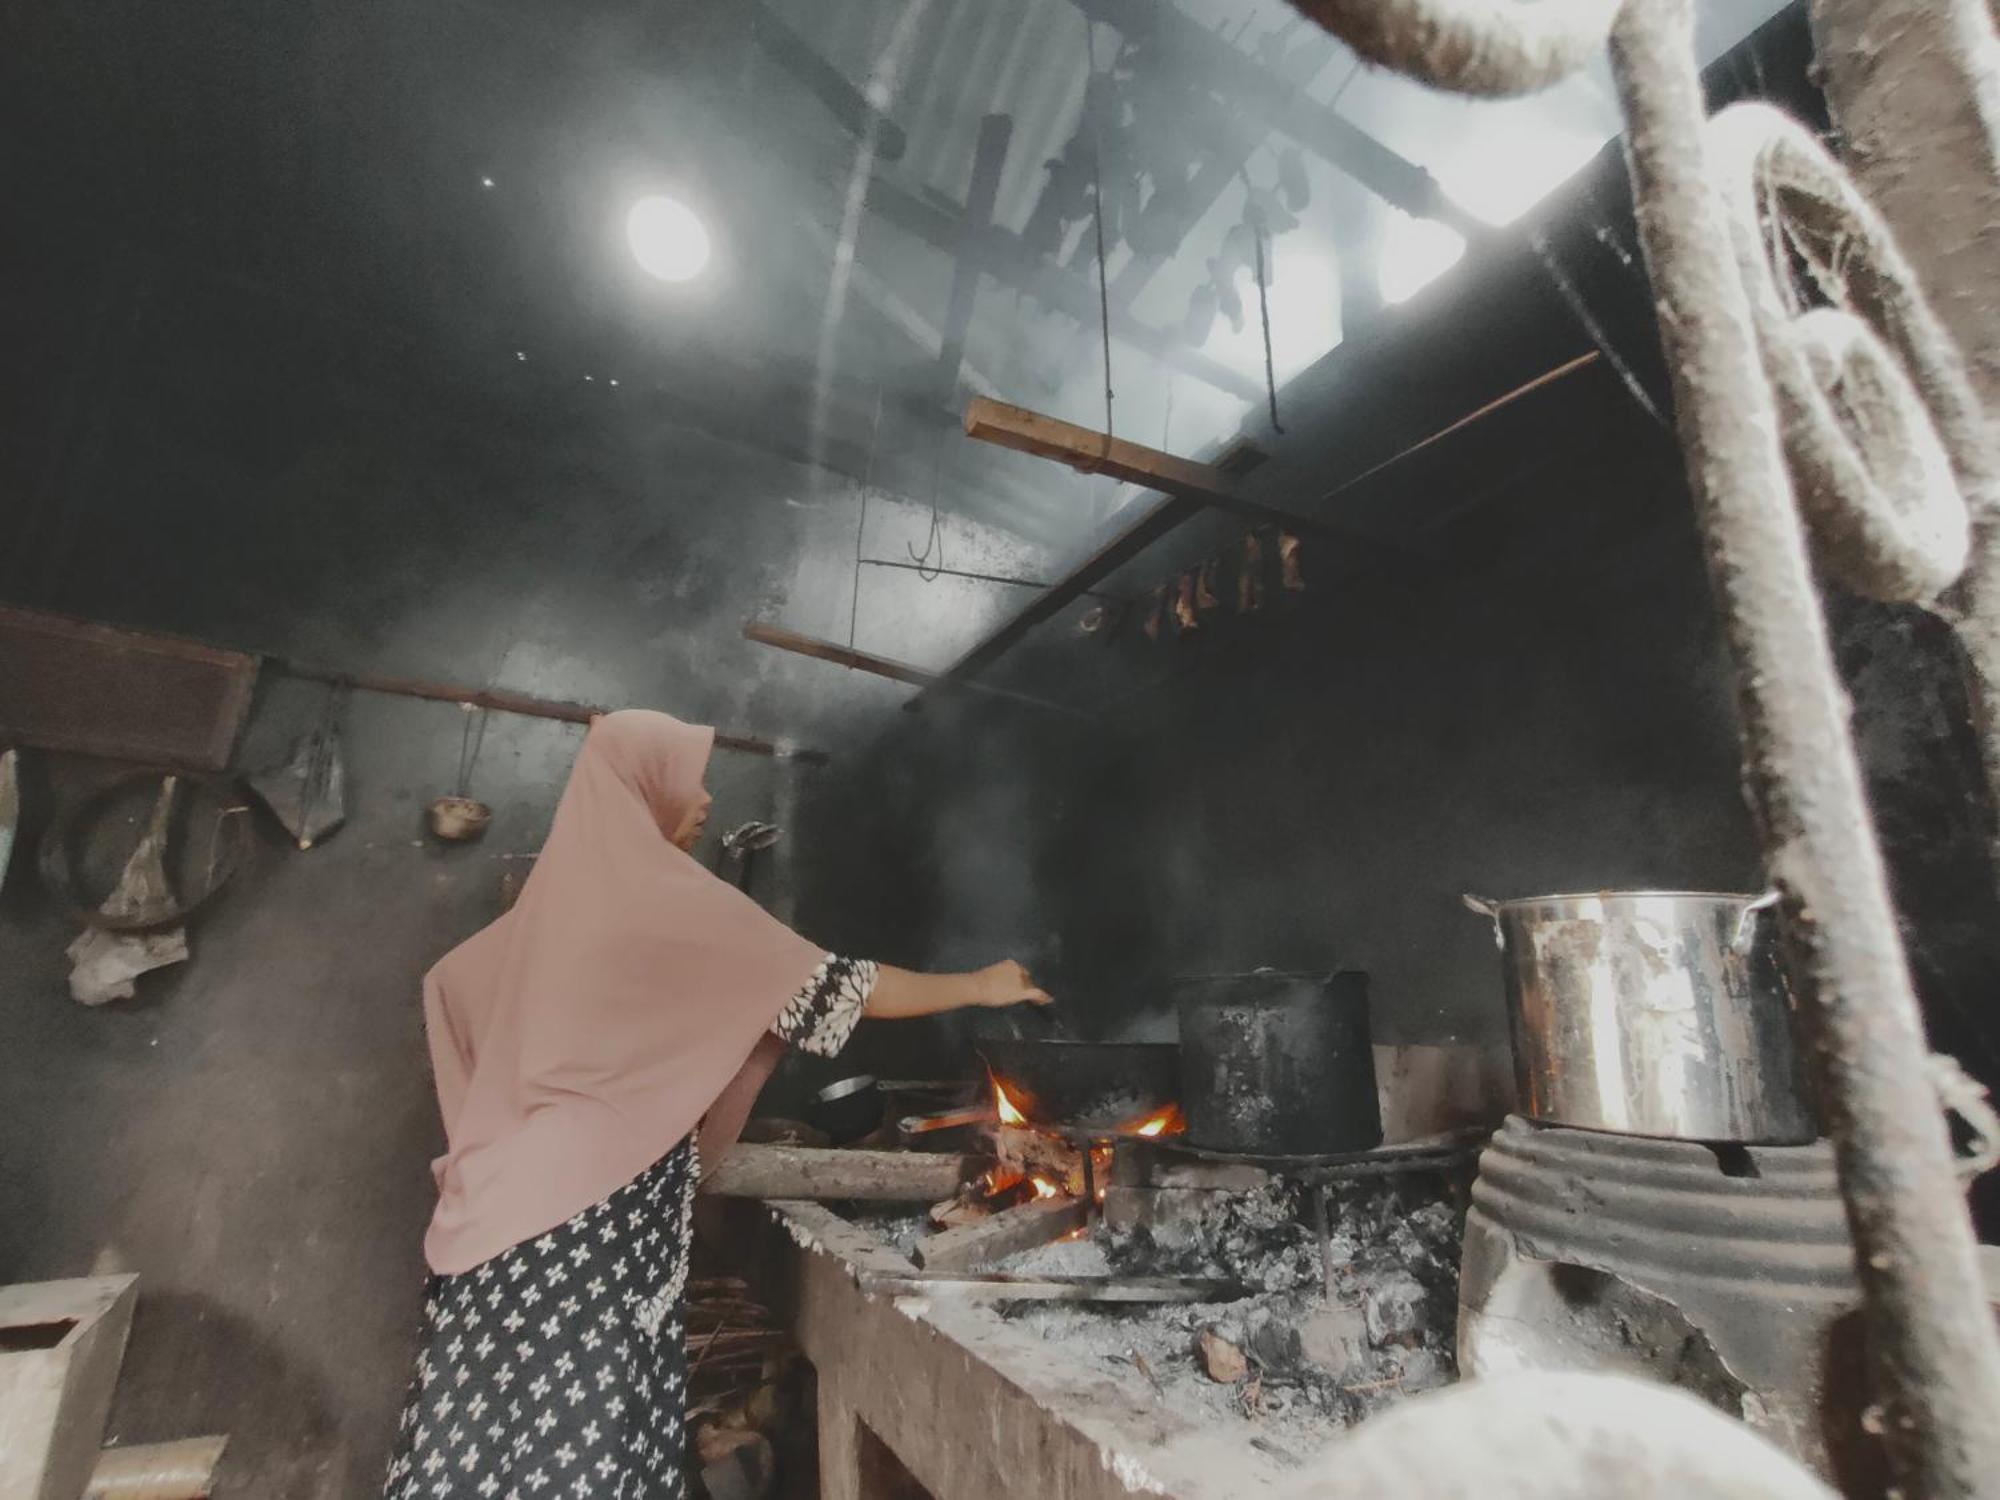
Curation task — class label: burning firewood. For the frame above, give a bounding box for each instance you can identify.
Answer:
[929,1192,995,1230]
[916,1195,1088,1272]
[993,1124,1087,1198]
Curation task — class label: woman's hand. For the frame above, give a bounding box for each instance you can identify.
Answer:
[865,960,1054,1019]
[974,959,1054,1008]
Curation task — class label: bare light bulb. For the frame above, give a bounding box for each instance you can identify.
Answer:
[627,195,710,283]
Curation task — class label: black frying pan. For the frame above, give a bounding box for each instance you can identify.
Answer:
[976,1038,1180,1133]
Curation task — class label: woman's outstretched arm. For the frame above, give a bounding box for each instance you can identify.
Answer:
[864,959,1052,1019]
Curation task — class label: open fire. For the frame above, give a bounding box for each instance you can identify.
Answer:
[989,1072,1185,1145]
[974,1072,1187,1211]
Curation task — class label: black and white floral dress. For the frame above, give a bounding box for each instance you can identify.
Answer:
[383,956,876,1500]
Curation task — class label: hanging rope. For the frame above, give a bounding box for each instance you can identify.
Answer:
[1085,22,1115,450]
[298,680,346,839]
[1250,205,1284,434]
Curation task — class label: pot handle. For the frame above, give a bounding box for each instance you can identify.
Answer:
[1461,893,1504,949]
[1929,1053,2000,1182]
[1729,889,1784,953]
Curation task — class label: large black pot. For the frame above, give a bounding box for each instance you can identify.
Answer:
[1176,970,1381,1156]
[975,1039,1181,1133]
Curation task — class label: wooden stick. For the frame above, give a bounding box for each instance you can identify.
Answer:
[277,660,818,762]
[87,1437,229,1499]
[1317,350,1602,508]
[743,621,1090,717]
[914,1195,1087,1272]
[963,398,1395,548]
[856,1272,1248,1305]
[741,622,934,686]
[701,1145,977,1202]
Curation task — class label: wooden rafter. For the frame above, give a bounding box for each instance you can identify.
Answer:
[935,114,1014,397]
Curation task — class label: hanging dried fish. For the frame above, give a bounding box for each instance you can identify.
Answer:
[1239,534,1267,613]
[1143,584,1166,643]
[1195,558,1222,613]
[1173,573,1201,632]
[1280,532,1306,592]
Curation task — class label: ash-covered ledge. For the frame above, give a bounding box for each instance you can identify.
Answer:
[755,1201,1302,1500]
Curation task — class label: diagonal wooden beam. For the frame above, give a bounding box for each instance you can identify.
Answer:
[935,114,1015,397]
[745,0,907,162]
[745,621,935,687]
[909,492,1205,701]
[847,156,1264,403]
[715,101,1262,402]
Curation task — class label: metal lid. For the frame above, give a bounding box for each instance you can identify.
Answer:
[815,1075,877,1104]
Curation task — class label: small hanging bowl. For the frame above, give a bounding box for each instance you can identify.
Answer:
[428,794,492,842]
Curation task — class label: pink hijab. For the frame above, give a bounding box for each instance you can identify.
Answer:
[420,710,826,1274]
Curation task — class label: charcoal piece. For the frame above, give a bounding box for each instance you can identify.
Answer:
[1390,1345,1449,1394]
[1363,1271,1427,1348]
[1197,1326,1250,1384]
[1300,1304,1370,1377]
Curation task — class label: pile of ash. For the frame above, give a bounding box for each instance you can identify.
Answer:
[1098,1177,1467,1423]
[844,1174,1469,1450]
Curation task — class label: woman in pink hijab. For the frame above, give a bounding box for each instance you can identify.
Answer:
[383,710,1047,1500]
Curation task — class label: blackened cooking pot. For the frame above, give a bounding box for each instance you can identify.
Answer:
[1176,970,1381,1156]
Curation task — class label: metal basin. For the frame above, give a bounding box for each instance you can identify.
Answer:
[1465,890,1817,1144]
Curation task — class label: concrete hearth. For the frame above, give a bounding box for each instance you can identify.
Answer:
[739,1202,1303,1500]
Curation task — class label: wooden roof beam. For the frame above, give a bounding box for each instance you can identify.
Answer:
[935,114,1015,398]
[1068,0,1488,242]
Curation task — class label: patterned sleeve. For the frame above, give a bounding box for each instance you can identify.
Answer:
[770,955,876,1057]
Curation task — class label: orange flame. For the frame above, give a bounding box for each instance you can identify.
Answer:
[993,1075,1029,1127]
[1030,1176,1060,1200]
[1128,1103,1186,1138]
[1090,1144,1114,1203]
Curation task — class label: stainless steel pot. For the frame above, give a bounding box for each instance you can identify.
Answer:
[1463,890,1817,1144]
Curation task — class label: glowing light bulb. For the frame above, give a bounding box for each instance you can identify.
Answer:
[627,195,710,282]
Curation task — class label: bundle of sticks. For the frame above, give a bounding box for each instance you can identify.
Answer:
[686,1278,808,1500]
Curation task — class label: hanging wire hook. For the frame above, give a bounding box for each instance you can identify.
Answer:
[906,422,949,580]
[455,703,489,799]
